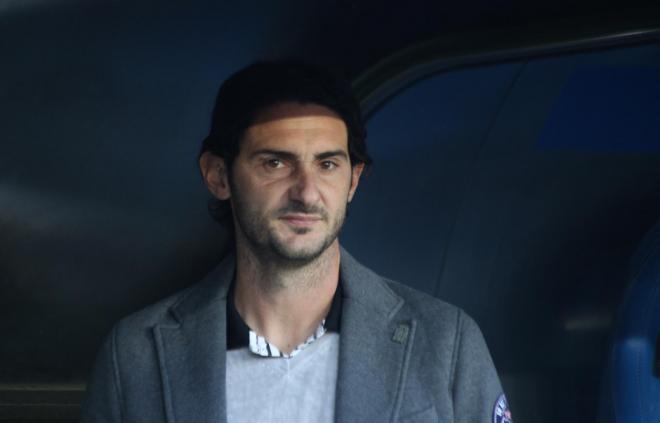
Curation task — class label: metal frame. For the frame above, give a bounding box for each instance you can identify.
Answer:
[354,7,660,118]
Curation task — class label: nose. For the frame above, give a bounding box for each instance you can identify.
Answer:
[289,164,321,206]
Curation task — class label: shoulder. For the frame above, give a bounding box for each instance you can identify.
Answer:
[112,254,235,339]
[117,287,190,328]
[108,284,196,351]
[384,277,463,323]
[339,247,477,340]
[382,278,487,356]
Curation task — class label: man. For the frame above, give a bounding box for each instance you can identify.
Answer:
[81,62,512,422]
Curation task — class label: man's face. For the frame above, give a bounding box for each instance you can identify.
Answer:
[227,102,363,264]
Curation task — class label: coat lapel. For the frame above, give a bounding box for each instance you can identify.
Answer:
[150,248,414,422]
[153,255,235,423]
[336,248,416,423]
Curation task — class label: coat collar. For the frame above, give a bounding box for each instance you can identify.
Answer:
[154,247,415,423]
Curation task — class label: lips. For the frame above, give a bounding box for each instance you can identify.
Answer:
[279,214,323,226]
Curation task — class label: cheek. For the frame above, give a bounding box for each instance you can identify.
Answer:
[231,167,269,199]
[247,183,291,213]
[321,183,352,209]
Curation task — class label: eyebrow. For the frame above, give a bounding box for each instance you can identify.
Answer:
[315,150,349,161]
[250,149,349,162]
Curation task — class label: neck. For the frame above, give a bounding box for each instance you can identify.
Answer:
[233,240,341,355]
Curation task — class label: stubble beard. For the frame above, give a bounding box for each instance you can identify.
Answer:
[230,184,346,267]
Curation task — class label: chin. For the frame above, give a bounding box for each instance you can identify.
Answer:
[269,236,335,263]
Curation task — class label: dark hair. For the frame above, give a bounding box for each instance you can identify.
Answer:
[200,61,372,224]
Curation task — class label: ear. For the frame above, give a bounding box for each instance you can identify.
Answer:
[347,163,365,203]
[199,151,231,200]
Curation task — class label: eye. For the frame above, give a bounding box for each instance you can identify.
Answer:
[320,160,338,171]
[264,158,284,169]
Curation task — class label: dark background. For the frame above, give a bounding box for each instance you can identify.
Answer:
[2,0,660,421]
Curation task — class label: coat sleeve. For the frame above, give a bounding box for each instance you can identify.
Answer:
[80,325,123,423]
[450,310,511,423]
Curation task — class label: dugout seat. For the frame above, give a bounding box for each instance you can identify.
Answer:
[599,220,660,422]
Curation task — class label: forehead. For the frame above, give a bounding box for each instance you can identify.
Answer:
[241,102,348,151]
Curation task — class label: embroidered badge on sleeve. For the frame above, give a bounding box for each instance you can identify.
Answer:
[493,394,513,423]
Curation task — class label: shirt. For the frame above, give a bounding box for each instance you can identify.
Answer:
[226,280,343,356]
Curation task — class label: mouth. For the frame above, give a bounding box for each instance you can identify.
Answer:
[279,214,323,227]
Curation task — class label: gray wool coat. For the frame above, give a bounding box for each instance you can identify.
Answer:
[81,247,505,423]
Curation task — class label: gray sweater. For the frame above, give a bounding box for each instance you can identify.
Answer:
[226,333,339,422]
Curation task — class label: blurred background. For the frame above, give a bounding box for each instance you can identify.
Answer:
[2,0,660,421]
